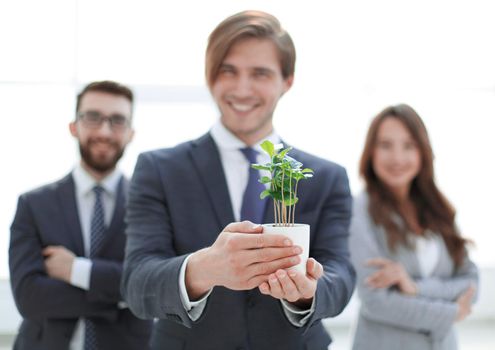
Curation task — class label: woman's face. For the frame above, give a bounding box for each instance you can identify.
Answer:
[372,117,422,197]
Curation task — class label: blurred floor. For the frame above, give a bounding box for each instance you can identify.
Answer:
[1,320,493,349]
[328,320,495,350]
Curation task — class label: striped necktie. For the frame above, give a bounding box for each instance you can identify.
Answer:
[85,185,106,350]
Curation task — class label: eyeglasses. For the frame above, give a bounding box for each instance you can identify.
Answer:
[77,111,130,131]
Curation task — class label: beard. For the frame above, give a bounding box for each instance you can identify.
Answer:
[79,139,125,174]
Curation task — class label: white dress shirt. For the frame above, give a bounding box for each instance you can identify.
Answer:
[178,122,315,327]
[68,164,122,350]
[414,231,441,278]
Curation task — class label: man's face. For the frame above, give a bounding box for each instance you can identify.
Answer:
[69,91,134,175]
[211,38,293,145]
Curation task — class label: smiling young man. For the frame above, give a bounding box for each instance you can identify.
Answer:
[9,81,151,350]
[122,11,355,350]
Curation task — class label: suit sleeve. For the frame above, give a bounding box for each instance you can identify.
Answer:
[303,166,356,331]
[415,250,479,302]
[9,195,117,320]
[88,257,124,303]
[121,152,192,326]
[349,195,457,340]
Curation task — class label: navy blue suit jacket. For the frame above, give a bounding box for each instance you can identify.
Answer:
[9,174,151,350]
[122,133,355,350]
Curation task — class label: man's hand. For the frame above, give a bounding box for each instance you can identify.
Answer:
[185,221,301,300]
[366,257,417,295]
[455,285,475,322]
[258,258,323,308]
[42,245,76,283]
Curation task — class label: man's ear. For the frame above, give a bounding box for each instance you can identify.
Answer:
[282,75,294,94]
[69,122,78,137]
[127,128,135,143]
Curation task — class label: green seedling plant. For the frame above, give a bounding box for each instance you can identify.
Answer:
[252,140,314,227]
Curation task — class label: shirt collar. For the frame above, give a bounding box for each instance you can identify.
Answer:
[72,163,122,198]
[210,121,281,154]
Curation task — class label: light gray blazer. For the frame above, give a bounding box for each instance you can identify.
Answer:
[349,192,478,350]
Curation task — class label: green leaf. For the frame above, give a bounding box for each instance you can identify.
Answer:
[271,191,284,201]
[260,189,272,199]
[260,140,275,157]
[292,172,305,181]
[285,156,302,169]
[259,176,272,184]
[282,196,299,206]
[251,164,271,171]
[256,140,315,224]
[278,146,293,159]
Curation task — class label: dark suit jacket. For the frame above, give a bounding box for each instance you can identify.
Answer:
[9,173,151,350]
[122,133,355,350]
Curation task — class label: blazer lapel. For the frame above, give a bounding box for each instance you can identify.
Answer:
[190,133,235,229]
[57,174,85,256]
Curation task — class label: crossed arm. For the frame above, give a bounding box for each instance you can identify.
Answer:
[349,197,478,339]
[9,195,122,319]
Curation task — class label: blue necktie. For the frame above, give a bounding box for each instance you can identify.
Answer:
[85,185,105,350]
[89,186,105,258]
[240,147,267,224]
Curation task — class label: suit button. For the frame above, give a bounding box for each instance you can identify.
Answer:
[247,298,255,308]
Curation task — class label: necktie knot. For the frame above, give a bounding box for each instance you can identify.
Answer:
[93,185,104,197]
[240,147,258,164]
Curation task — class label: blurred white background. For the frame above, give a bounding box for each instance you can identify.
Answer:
[1,0,494,346]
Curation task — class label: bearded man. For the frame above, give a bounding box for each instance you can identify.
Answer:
[9,81,151,350]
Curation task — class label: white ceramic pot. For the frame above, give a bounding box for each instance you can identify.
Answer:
[262,224,310,274]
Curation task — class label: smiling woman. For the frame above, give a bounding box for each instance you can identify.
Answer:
[372,117,422,200]
[349,104,479,350]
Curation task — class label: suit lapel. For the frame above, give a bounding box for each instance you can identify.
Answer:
[57,174,85,256]
[190,133,235,229]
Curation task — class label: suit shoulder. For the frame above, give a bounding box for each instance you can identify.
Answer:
[291,148,346,175]
[138,139,196,162]
[18,175,70,202]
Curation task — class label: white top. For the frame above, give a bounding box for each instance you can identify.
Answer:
[414,232,441,278]
[69,164,122,350]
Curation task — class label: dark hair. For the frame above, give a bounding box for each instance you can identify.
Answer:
[205,10,295,89]
[76,80,134,117]
[359,103,469,268]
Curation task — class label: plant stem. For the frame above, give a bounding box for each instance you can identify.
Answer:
[292,180,299,225]
[273,199,277,225]
[281,169,286,225]
[288,171,292,226]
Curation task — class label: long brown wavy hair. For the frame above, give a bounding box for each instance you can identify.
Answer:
[359,104,468,268]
